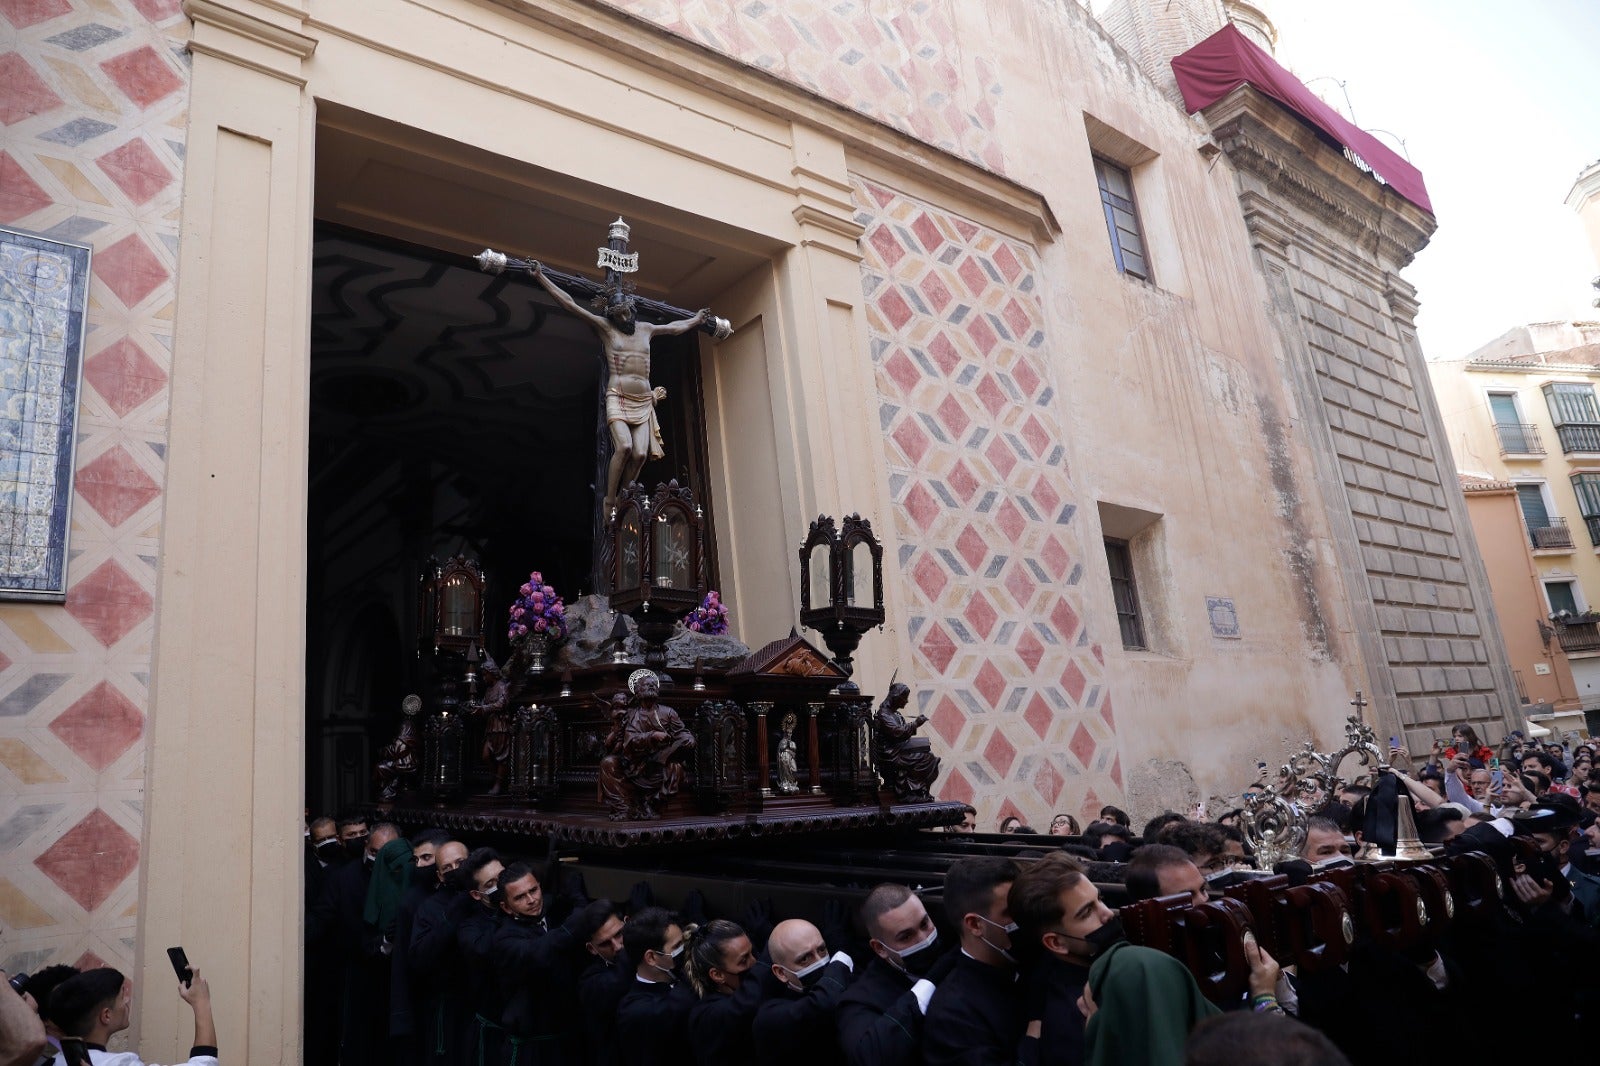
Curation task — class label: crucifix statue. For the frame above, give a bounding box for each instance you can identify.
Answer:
[476,220,733,514]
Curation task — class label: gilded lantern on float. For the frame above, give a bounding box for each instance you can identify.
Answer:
[608,480,706,670]
[798,513,885,679]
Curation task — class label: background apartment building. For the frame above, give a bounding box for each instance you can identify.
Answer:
[1430,322,1600,727]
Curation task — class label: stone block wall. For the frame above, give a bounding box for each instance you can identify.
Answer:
[1206,90,1521,745]
[1291,251,1501,729]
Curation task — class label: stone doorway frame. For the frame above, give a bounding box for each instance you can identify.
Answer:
[143,3,1052,1059]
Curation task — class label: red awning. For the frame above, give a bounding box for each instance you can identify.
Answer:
[1171,23,1431,214]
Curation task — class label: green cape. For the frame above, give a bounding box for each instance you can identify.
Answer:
[1084,941,1222,1066]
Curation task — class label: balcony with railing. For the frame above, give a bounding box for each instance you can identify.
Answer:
[1555,423,1600,454]
[1495,422,1545,456]
[1529,517,1575,551]
[1554,617,1600,654]
[1586,515,1600,548]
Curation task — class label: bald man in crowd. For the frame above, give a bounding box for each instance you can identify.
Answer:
[752,918,855,1066]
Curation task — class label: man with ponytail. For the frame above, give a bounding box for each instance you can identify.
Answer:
[682,920,759,1065]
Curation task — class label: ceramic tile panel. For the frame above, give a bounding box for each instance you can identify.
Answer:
[854,176,1125,830]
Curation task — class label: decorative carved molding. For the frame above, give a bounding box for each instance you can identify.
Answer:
[1203,87,1433,270]
[383,798,968,847]
[475,0,1058,244]
[184,0,317,85]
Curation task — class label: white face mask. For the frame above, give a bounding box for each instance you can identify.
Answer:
[975,914,1018,963]
[648,944,683,980]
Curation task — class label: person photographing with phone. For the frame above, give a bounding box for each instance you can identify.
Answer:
[46,949,216,1066]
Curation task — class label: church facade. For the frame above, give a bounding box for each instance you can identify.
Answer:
[0,0,1518,1058]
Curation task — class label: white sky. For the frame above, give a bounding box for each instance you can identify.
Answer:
[1269,1,1600,359]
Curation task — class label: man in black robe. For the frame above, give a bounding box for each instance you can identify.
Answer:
[615,907,695,1066]
[836,883,950,1066]
[456,848,507,1066]
[683,919,761,1066]
[306,821,399,1066]
[922,856,1024,1066]
[575,900,631,1066]
[390,833,459,1065]
[750,918,854,1066]
[490,862,587,1064]
[1008,853,1126,1066]
[408,841,476,1066]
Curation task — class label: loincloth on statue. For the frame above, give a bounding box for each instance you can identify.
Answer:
[605,387,665,460]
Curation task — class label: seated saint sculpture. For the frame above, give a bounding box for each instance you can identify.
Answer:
[375,695,423,802]
[874,680,939,801]
[597,669,697,819]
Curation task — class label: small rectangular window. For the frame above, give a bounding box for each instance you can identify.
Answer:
[1104,538,1146,650]
[1488,393,1520,425]
[1094,158,1149,281]
[1547,580,1580,617]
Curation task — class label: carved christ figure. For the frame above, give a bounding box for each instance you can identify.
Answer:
[530,263,709,511]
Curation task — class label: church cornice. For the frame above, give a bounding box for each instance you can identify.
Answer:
[184,0,317,85]
[473,0,1060,246]
[1201,85,1435,270]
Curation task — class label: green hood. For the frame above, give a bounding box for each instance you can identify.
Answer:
[1084,941,1221,1066]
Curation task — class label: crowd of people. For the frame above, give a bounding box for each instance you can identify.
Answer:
[289,724,1599,1066]
[6,724,1594,1066]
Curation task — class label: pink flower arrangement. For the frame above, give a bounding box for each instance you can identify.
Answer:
[683,590,729,635]
[507,570,568,643]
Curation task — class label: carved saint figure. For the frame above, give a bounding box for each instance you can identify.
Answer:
[375,694,423,802]
[873,681,940,801]
[775,712,800,794]
[597,669,697,819]
[530,263,709,511]
[473,654,513,796]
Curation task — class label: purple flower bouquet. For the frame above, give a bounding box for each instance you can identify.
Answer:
[507,571,568,644]
[683,590,729,635]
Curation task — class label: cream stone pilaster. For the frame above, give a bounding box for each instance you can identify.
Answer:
[138,3,316,1062]
[772,124,903,684]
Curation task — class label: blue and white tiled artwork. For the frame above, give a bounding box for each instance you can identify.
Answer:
[0,227,90,601]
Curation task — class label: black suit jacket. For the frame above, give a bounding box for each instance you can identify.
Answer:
[836,957,924,1066]
[922,953,1024,1066]
[491,914,580,1040]
[751,959,853,1066]
[686,972,762,1066]
[616,979,696,1066]
[578,955,631,1066]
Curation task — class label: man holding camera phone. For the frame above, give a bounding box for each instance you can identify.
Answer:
[45,949,215,1066]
